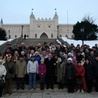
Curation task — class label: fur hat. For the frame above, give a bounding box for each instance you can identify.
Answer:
[67,58,72,62]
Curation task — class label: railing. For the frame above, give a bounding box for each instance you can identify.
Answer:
[0,37,23,56]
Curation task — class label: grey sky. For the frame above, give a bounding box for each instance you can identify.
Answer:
[0,0,98,25]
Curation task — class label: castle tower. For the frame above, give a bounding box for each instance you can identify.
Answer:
[29,9,58,39]
[30,9,35,38]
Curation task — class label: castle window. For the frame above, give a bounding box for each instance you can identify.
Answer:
[48,25,51,28]
[51,33,53,38]
[48,24,51,28]
[60,35,62,37]
[37,24,41,28]
[35,34,37,38]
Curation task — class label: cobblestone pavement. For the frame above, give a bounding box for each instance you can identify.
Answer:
[1,88,98,98]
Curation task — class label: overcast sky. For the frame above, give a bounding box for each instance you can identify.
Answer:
[0,0,98,25]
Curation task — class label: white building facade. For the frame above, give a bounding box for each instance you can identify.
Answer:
[0,11,73,39]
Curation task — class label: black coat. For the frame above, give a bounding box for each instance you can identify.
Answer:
[84,63,94,79]
[44,58,55,78]
[92,59,98,78]
[66,63,76,79]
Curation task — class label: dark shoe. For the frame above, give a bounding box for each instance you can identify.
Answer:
[33,87,36,90]
[8,92,12,95]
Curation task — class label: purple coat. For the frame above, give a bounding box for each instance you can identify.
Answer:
[38,64,46,77]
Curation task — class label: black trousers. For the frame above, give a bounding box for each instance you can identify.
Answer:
[0,87,3,97]
[67,79,74,93]
[46,76,54,89]
[95,78,98,92]
[16,77,25,89]
[86,79,93,92]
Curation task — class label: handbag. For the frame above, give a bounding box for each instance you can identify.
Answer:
[0,78,5,88]
[76,76,83,87]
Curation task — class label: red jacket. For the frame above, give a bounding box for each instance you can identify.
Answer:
[76,65,87,90]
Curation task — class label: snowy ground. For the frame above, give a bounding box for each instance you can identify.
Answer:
[61,37,98,48]
[0,39,14,45]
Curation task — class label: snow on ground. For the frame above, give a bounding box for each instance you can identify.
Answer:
[62,37,98,48]
[0,39,14,45]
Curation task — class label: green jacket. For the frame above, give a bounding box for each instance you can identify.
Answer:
[3,60,15,79]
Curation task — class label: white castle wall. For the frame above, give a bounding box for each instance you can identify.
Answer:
[0,12,73,39]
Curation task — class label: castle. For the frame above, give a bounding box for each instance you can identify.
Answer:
[0,10,73,39]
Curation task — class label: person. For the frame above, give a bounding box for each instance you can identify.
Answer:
[27,55,38,90]
[45,53,55,89]
[66,58,76,93]
[3,54,15,95]
[56,57,66,89]
[92,54,98,92]
[84,58,94,93]
[38,59,46,90]
[16,55,26,90]
[0,59,7,97]
[76,61,87,93]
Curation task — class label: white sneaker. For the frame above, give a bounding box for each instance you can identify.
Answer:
[77,89,80,93]
[81,90,84,93]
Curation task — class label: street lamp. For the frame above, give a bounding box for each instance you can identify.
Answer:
[80,27,84,45]
[8,30,10,39]
[21,25,24,37]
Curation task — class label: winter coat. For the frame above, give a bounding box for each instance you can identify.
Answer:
[27,60,38,74]
[66,63,76,79]
[3,60,15,79]
[92,59,98,78]
[34,55,41,64]
[83,63,94,79]
[0,64,7,81]
[45,58,55,78]
[16,60,26,78]
[57,62,66,82]
[38,63,46,77]
[76,65,87,90]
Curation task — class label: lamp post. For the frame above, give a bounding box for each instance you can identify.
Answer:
[8,30,10,39]
[80,27,84,45]
[21,25,24,37]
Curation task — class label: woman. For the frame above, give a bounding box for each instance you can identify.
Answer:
[0,59,7,97]
[38,59,46,90]
[57,57,66,89]
[84,58,93,93]
[66,58,76,93]
[76,61,87,93]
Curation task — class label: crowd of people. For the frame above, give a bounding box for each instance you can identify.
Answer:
[0,41,98,97]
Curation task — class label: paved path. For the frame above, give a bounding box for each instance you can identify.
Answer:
[2,89,98,98]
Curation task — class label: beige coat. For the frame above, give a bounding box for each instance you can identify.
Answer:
[16,60,26,78]
[57,61,66,82]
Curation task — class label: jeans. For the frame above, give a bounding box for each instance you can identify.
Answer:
[29,73,36,89]
[40,77,45,90]
[40,77,45,83]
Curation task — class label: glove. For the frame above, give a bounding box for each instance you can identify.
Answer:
[2,75,5,78]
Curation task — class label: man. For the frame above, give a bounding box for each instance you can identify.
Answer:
[27,55,38,90]
[45,53,55,89]
[3,54,15,95]
[16,55,26,90]
[93,54,98,92]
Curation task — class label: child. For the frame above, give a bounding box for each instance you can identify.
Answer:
[76,61,86,93]
[38,59,46,90]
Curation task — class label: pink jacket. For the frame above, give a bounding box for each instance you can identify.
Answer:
[38,64,46,77]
